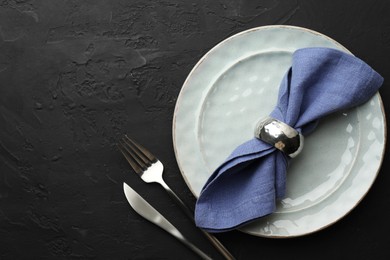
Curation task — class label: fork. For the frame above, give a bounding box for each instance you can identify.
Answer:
[118,135,236,260]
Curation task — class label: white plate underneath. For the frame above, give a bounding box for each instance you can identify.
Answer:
[172,25,386,237]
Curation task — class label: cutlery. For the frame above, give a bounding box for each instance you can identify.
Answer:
[118,135,235,260]
[123,182,212,260]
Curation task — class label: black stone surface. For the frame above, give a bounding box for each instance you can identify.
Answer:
[1,1,389,259]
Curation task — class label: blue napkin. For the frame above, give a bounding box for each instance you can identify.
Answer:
[194,47,384,232]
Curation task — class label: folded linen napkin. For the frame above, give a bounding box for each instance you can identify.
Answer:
[194,47,384,232]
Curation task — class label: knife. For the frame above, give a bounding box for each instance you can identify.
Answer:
[123,183,212,260]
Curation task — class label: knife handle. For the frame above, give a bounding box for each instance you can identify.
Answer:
[160,181,236,260]
[172,232,213,260]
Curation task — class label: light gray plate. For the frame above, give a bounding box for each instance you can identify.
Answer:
[172,25,386,237]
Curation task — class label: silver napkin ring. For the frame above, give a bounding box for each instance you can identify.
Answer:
[254,117,304,158]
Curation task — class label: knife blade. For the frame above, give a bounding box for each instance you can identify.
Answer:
[123,182,212,260]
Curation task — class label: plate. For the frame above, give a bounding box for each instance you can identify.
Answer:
[172,25,386,237]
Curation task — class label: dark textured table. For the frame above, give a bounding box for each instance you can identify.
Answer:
[1,1,389,259]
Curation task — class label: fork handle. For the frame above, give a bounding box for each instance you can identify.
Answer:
[160,181,236,260]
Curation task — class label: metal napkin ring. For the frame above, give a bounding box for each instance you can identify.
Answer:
[254,117,304,158]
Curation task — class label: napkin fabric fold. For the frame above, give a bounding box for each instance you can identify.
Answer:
[194,47,384,232]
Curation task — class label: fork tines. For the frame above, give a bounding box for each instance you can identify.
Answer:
[118,135,157,175]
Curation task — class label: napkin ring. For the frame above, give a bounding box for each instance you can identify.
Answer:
[254,117,304,158]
